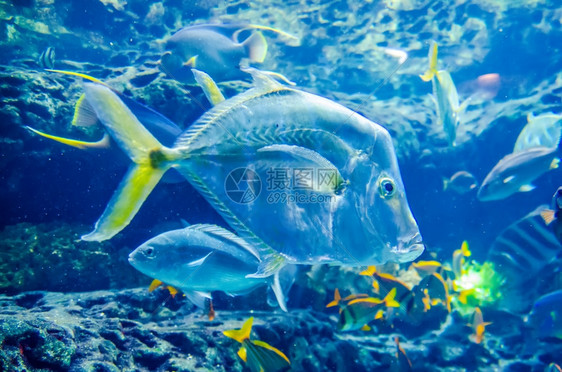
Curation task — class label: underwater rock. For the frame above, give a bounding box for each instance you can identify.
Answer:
[0,222,145,294]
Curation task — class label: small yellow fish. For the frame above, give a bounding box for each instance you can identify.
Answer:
[452,240,471,278]
[468,307,492,344]
[223,317,290,372]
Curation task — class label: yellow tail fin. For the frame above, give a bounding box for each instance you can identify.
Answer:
[79,83,175,241]
[223,317,253,344]
[419,41,438,82]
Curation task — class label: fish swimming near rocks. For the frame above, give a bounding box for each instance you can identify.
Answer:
[514,112,562,153]
[38,47,55,69]
[420,41,467,146]
[477,136,561,201]
[43,68,424,277]
[223,317,291,372]
[541,186,562,245]
[160,23,298,84]
[128,224,294,311]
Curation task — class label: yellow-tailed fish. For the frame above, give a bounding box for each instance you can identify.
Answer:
[337,288,399,332]
[452,240,471,278]
[468,307,491,344]
[46,67,423,279]
[223,317,290,372]
[420,41,467,146]
[410,260,442,276]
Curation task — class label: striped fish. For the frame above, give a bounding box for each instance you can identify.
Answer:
[38,47,55,69]
[488,205,562,287]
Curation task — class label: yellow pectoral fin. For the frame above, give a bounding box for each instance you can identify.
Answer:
[148,279,163,292]
[26,126,110,150]
[237,346,247,363]
[183,55,198,68]
[81,163,167,241]
[191,68,225,106]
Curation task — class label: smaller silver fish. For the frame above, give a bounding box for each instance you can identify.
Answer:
[38,47,55,69]
[128,224,293,311]
[443,171,478,194]
[514,112,562,153]
[420,41,467,147]
[477,143,561,201]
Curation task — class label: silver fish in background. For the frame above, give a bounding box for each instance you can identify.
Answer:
[514,112,562,153]
[160,23,298,83]
[59,68,423,276]
[128,224,294,311]
[38,47,55,69]
[477,140,561,201]
[420,41,467,147]
[442,170,478,194]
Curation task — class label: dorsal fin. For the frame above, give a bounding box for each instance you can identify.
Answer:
[188,224,261,260]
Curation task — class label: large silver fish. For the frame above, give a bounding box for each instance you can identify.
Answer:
[128,224,293,311]
[477,143,561,201]
[58,69,423,276]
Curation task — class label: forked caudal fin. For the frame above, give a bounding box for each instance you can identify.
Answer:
[79,83,177,241]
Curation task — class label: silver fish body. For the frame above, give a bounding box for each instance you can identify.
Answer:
[128,224,265,295]
[478,146,560,201]
[75,71,423,274]
[168,79,423,267]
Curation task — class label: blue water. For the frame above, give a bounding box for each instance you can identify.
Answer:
[1,0,562,370]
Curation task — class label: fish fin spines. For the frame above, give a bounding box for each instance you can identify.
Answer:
[72,94,100,127]
[540,209,556,225]
[224,317,253,344]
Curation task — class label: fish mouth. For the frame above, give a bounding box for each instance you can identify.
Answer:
[392,232,424,263]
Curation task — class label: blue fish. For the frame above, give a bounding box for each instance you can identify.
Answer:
[527,290,562,339]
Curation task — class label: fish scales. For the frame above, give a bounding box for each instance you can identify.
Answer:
[169,83,416,265]
[67,76,422,271]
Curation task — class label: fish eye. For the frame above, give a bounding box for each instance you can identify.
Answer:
[144,247,154,257]
[379,178,396,198]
